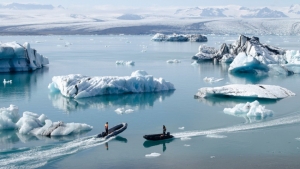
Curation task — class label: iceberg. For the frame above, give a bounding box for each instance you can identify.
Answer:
[223,100,273,121]
[0,42,49,72]
[166,59,181,63]
[151,33,207,42]
[48,70,175,99]
[0,105,92,136]
[195,84,295,99]
[116,60,135,66]
[192,45,217,61]
[203,77,223,83]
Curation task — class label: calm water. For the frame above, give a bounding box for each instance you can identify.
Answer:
[0,35,300,169]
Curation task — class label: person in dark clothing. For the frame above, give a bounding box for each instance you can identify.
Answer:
[163,125,166,136]
[105,122,108,136]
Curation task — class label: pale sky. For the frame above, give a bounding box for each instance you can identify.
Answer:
[1,0,299,7]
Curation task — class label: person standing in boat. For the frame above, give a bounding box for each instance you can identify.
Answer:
[105,122,109,136]
[163,125,166,136]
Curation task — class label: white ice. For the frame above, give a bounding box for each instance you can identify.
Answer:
[3,79,12,84]
[184,144,190,146]
[48,70,175,99]
[181,137,191,141]
[145,152,161,158]
[223,100,273,122]
[0,104,19,130]
[166,59,181,63]
[195,84,295,99]
[178,127,184,130]
[115,60,135,66]
[0,42,49,72]
[203,77,224,83]
[0,105,92,136]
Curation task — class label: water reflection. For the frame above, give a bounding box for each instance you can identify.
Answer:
[143,139,175,152]
[196,96,277,108]
[228,72,269,84]
[104,136,128,151]
[0,67,49,100]
[49,91,174,113]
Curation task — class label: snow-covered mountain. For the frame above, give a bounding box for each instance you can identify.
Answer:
[0,3,61,10]
[175,5,295,18]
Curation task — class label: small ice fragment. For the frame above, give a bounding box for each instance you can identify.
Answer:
[125,109,134,113]
[203,77,224,83]
[295,138,300,141]
[3,79,12,84]
[145,152,161,158]
[184,144,190,147]
[178,127,184,130]
[210,156,215,158]
[115,108,125,114]
[181,137,191,141]
[166,59,181,63]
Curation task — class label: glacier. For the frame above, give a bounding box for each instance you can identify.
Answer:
[0,42,49,72]
[0,105,92,136]
[194,84,295,99]
[48,70,175,99]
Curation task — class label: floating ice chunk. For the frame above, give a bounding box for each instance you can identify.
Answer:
[181,137,191,141]
[0,105,19,130]
[166,59,181,63]
[191,61,198,65]
[184,144,190,146]
[178,127,184,130]
[210,156,215,159]
[16,111,44,134]
[224,100,273,120]
[115,60,135,66]
[0,42,49,72]
[115,108,125,114]
[220,54,234,63]
[151,33,207,42]
[203,77,224,83]
[192,45,217,61]
[3,79,12,84]
[295,138,300,141]
[145,152,161,158]
[48,70,175,99]
[125,109,134,113]
[206,134,227,138]
[195,84,295,99]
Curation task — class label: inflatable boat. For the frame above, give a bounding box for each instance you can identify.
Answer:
[96,123,127,139]
[143,132,174,141]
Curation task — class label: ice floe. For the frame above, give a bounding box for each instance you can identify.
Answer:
[115,60,135,66]
[178,127,184,130]
[0,42,49,72]
[223,100,273,121]
[203,77,224,83]
[145,152,161,158]
[0,105,92,136]
[48,70,175,99]
[195,84,295,99]
[152,33,207,42]
[115,108,134,114]
[166,59,181,63]
[3,79,12,84]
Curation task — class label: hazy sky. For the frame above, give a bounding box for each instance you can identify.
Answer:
[1,0,299,7]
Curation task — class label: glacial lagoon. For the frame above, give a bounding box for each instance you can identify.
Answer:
[0,35,300,168]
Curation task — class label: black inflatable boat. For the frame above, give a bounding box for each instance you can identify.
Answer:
[143,132,174,141]
[96,123,127,139]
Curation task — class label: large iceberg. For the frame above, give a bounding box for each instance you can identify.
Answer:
[192,35,300,75]
[195,84,295,99]
[0,105,92,136]
[48,70,175,99]
[152,33,207,42]
[0,42,49,72]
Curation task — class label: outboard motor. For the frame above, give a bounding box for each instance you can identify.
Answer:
[167,132,170,136]
[102,132,106,137]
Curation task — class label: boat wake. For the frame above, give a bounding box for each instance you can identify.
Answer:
[173,112,300,138]
[0,136,114,169]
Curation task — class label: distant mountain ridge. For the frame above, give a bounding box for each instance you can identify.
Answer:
[0,3,60,10]
[175,5,299,18]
